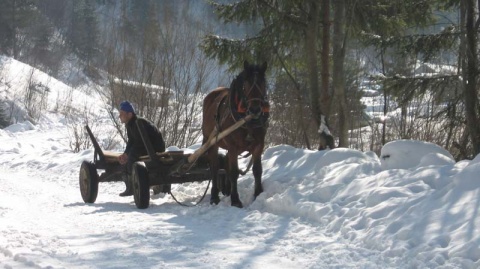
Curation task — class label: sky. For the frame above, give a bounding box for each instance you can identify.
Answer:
[1,56,480,269]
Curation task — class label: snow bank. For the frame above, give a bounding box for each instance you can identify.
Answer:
[380,139,455,170]
[4,120,36,133]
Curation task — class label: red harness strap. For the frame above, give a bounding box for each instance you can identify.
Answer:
[235,94,270,113]
[235,94,247,113]
[262,103,270,113]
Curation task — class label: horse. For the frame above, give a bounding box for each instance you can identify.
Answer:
[202,60,269,208]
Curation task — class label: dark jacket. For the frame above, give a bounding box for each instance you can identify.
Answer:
[124,115,165,158]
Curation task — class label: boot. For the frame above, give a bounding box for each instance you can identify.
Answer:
[119,175,134,197]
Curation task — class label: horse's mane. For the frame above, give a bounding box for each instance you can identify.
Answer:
[229,73,243,96]
[228,74,245,119]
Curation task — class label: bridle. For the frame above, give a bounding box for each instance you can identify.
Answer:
[216,67,270,130]
[241,72,269,117]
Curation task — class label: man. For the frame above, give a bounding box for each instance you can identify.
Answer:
[118,101,165,196]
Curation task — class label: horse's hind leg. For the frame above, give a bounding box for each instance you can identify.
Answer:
[228,152,242,208]
[218,153,230,196]
[207,146,221,205]
[252,149,264,198]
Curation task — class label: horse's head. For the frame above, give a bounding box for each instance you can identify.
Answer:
[240,60,268,118]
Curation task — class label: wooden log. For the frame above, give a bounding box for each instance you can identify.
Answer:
[186,114,253,164]
[103,151,122,163]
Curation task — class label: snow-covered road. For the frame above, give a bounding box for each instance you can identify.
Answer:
[1,118,479,269]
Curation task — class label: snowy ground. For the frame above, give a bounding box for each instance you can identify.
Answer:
[2,56,480,269]
[1,116,480,269]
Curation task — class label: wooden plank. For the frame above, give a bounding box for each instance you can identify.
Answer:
[138,151,185,163]
[103,151,122,163]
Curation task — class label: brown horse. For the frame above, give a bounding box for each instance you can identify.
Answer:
[202,61,269,208]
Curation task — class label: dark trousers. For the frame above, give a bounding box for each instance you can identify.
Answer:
[126,154,138,176]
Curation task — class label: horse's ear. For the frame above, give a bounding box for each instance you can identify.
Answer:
[244,60,249,70]
[261,61,267,73]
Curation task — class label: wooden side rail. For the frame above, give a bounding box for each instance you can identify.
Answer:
[85,125,106,163]
[102,150,185,164]
[86,124,185,165]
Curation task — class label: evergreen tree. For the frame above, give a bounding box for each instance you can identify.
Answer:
[0,0,38,59]
[67,0,99,66]
[0,0,58,72]
[355,1,480,159]
[202,0,331,149]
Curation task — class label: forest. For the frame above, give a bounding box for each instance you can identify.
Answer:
[0,0,478,160]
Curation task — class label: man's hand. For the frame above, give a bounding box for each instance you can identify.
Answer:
[119,153,128,165]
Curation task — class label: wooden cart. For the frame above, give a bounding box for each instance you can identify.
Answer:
[79,115,252,209]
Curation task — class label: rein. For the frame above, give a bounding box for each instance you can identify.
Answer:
[168,152,212,207]
[169,179,211,207]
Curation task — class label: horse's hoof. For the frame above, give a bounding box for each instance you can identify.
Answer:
[210,197,220,205]
[254,187,263,198]
[231,201,243,208]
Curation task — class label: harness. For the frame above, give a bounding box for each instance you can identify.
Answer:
[229,73,270,124]
[213,78,270,133]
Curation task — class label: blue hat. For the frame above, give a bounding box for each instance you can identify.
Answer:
[119,101,135,114]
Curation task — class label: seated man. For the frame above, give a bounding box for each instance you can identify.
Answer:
[118,101,166,196]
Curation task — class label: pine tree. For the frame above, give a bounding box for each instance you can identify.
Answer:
[201,0,331,148]
[0,0,38,59]
[67,0,99,66]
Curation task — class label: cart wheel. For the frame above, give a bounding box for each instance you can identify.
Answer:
[79,161,99,203]
[132,162,150,209]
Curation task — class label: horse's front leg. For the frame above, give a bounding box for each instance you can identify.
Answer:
[228,152,242,208]
[207,147,220,205]
[252,148,264,198]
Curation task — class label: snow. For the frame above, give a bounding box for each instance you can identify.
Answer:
[2,56,480,269]
[4,121,36,133]
[380,140,455,170]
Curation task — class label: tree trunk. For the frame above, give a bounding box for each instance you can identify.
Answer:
[305,0,322,128]
[463,0,480,156]
[401,104,407,138]
[380,50,387,145]
[321,0,331,117]
[332,0,348,147]
[307,0,333,149]
[12,0,17,59]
